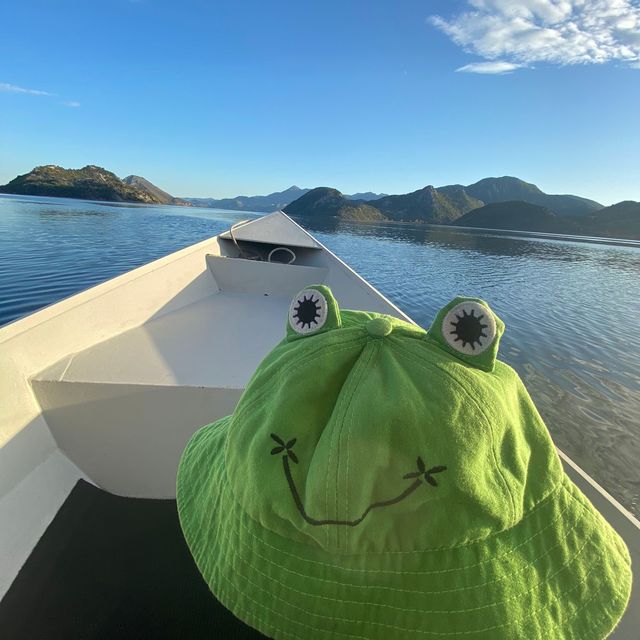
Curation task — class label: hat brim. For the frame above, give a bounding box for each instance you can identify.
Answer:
[177,418,631,640]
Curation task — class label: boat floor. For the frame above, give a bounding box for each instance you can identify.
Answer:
[0,480,265,639]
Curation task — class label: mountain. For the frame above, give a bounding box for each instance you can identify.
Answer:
[453,199,640,239]
[215,177,601,217]
[371,185,483,223]
[186,188,388,211]
[122,175,191,206]
[186,186,310,212]
[345,192,388,201]
[283,187,386,222]
[286,178,597,226]
[443,177,602,217]
[0,165,174,204]
[580,201,640,239]
[453,201,564,233]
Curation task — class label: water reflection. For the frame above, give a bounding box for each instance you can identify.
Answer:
[37,207,120,220]
[298,216,640,276]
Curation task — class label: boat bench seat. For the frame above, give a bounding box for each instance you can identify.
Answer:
[34,255,330,389]
[33,291,294,389]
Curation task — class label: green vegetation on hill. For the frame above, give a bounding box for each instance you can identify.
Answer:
[283,187,386,222]
[371,185,483,223]
[457,176,602,217]
[433,185,485,217]
[0,165,179,204]
[453,200,640,240]
[580,201,640,239]
[453,201,562,232]
[122,175,191,206]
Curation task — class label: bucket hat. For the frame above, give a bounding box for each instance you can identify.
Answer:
[176,284,632,639]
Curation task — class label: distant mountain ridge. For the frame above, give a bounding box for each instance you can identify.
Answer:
[0,165,190,206]
[448,176,602,217]
[215,177,602,217]
[185,186,310,212]
[346,191,388,201]
[185,187,388,211]
[284,177,638,240]
[282,177,604,223]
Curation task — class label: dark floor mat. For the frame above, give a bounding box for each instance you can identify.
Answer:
[0,480,267,639]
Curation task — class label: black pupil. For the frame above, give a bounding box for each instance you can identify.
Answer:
[450,310,488,349]
[294,296,321,328]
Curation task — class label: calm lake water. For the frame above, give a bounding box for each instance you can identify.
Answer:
[1,194,639,516]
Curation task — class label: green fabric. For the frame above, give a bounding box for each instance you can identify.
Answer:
[177,285,632,639]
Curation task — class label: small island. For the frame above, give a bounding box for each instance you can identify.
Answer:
[0,165,191,206]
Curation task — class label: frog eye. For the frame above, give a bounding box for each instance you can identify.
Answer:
[289,288,329,335]
[286,285,342,340]
[442,301,496,356]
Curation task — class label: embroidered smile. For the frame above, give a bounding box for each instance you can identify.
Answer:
[270,433,447,527]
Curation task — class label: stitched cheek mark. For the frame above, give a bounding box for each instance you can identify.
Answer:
[270,434,447,527]
[270,434,299,464]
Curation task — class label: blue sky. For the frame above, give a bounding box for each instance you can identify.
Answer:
[1,0,639,204]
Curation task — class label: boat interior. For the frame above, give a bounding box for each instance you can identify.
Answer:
[0,212,638,637]
[0,213,406,611]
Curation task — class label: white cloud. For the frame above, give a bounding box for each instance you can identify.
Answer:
[456,61,524,73]
[430,1,640,71]
[0,82,52,96]
[1,82,81,107]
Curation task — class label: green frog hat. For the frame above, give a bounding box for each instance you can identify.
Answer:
[177,285,631,639]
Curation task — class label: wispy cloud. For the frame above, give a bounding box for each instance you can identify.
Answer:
[1,81,81,107]
[430,1,640,73]
[456,61,523,74]
[0,82,53,96]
